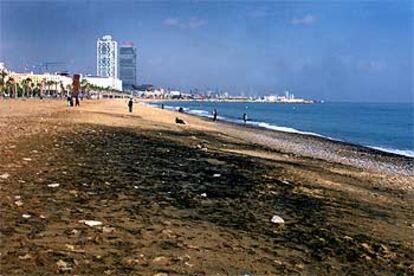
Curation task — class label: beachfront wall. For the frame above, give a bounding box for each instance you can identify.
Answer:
[84,76,123,91]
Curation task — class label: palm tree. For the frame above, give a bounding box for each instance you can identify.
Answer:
[21,78,28,98]
[80,79,88,90]
[43,79,48,96]
[13,82,23,98]
[58,81,64,98]
[49,80,55,97]
[54,81,59,97]
[44,80,52,97]
[0,70,7,95]
[30,82,35,98]
[21,78,32,98]
[36,83,42,98]
[80,79,91,99]
[66,84,72,96]
[41,78,46,97]
[26,78,32,97]
[6,77,15,98]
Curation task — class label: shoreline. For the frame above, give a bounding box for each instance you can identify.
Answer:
[150,100,414,157]
[144,101,413,177]
[218,118,414,160]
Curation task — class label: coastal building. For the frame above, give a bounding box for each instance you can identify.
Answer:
[284,90,295,100]
[8,71,72,92]
[169,90,182,98]
[7,71,123,92]
[83,76,123,91]
[263,92,313,103]
[97,35,118,78]
[119,41,137,90]
[135,87,165,98]
[2,61,122,94]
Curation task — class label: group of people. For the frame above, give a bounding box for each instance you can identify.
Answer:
[212,108,248,125]
[127,100,249,125]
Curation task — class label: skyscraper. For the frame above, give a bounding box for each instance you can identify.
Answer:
[119,41,137,90]
[96,35,118,78]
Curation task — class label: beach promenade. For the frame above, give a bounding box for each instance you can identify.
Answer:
[0,99,413,274]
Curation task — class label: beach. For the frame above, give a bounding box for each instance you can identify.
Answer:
[0,99,413,274]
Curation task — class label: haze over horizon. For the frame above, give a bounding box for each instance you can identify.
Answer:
[0,0,412,102]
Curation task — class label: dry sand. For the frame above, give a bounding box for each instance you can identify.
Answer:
[0,98,413,275]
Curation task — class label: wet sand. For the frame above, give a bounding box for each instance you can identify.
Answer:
[0,99,413,275]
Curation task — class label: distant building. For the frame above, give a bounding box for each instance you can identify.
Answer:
[97,35,118,78]
[168,90,182,99]
[119,41,137,90]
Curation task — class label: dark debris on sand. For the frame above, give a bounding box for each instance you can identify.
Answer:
[0,124,413,275]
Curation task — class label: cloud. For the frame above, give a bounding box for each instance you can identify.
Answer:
[163,17,179,26]
[290,14,317,25]
[248,7,272,18]
[163,17,206,29]
[187,17,206,29]
[357,60,386,72]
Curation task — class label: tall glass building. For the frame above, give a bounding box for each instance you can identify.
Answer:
[119,41,137,90]
[97,35,118,78]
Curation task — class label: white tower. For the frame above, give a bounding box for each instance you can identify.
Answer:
[97,35,118,78]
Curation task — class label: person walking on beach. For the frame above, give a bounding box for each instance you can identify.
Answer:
[128,98,133,113]
[213,108,218,121]
[75,96,80,107]
[242,112,248,125]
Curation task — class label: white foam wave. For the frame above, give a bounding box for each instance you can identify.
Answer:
[187,109,211,117]
[251,121,325,138]
[163,105,185,111]
[370,147,414,158]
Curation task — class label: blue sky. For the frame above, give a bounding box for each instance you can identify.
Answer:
[0,0,412,102]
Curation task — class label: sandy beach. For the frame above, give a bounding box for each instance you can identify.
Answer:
[0,99,413,275]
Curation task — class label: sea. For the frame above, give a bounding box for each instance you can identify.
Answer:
[150,101,414,158]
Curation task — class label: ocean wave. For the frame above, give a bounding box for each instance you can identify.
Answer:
[187,109,211,117]
[163,105,188,112]
[144,103,159,108]
[251,121,325,138]
[370,147,414,158]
